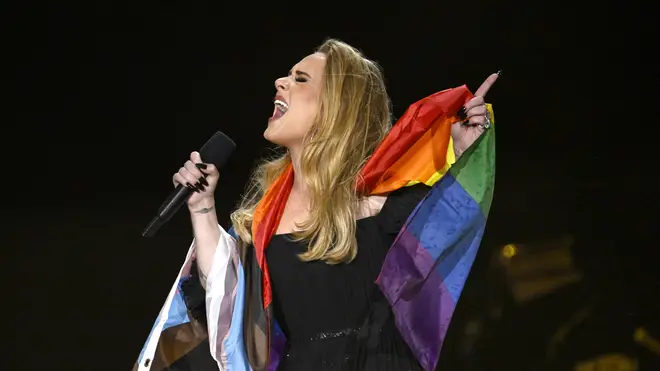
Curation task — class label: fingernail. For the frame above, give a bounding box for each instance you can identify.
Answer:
[496,69,502,77]
[199,177,208,186]
[185,182,196,191]
[195,181,206,191]
[457,107,467,120]
[195,163,207,170]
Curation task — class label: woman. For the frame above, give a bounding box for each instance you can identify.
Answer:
[137,39,498,371]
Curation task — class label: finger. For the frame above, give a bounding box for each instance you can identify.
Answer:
[178,167,202,189]
[190,151,203,164]
[183,162,208,191]
[466,105,487,118]
[473,72,499,98]
[173,173,182,186]
[173,172,197,191]
[464,96,485,111]
[184,160,205,179]
[197,162,219,177]
[468,115,486,126]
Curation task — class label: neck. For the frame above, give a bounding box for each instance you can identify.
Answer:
[288,146,308,197]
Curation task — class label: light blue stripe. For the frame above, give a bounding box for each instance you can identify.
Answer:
[223,256,252,370]
[137,278,191,364]
[137,312,161,364]
[162,279,191,331]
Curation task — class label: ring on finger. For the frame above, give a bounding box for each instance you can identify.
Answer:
[479,111,492,130]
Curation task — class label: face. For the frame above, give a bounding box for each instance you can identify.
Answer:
[264,53,326,149]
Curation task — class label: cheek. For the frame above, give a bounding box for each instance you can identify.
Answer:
[289,94,319,130]
[302,93,321,121]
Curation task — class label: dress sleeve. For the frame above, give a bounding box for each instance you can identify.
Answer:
[179,225,241,370]
[378,183,431,235]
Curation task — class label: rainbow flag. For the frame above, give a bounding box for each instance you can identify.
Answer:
[376,109,495,370]
[133,85,495,371]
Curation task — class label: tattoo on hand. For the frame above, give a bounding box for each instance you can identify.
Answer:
[194,206,214,214]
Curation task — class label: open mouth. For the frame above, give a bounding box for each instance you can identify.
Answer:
[270,98,289,120]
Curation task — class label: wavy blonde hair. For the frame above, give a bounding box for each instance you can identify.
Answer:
[230,39,391,264]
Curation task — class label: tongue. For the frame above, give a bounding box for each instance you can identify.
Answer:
[272,107,285,119]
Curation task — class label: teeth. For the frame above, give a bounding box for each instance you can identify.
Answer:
[274,99,289,111]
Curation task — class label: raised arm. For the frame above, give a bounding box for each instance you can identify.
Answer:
[173,151,243,369]
[189,197,221,288]
[173,150,222,288]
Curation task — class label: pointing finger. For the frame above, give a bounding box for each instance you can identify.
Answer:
[473,72,499,98]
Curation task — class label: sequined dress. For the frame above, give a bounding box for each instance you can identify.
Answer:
[183,184,429,371]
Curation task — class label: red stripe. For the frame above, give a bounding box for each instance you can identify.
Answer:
[252,166,294,309]
[358,86,471,193]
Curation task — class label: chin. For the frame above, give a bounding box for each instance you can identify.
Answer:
[264,115,309,148]
[264,124,287,146]
[264,129,304,151]
[263,123,279,143]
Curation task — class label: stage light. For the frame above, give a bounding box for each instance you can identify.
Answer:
[501,244,518,258]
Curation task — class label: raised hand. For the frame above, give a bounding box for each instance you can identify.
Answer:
[172,151,220,209]
[451,71,500,155]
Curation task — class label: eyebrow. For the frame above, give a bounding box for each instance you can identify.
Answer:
[289,69,312,79]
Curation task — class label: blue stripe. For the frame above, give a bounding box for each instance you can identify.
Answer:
[137,312,161,364]
[404,173,486,302]
[162,279,191,331]
[228,226,238,240]
[137,278,191,364]
[224,256,252,370]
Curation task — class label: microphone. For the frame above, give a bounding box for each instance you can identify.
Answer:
[142,131,236,237]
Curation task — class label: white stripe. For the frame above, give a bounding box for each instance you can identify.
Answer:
[206,225,238,370]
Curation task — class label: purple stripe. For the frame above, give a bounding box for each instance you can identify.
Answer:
[268,320,287,371]
[377,173,487,371]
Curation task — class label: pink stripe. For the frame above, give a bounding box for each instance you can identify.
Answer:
[215,247,239,366]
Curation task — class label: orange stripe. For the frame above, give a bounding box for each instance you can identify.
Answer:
[371,116,452,194]
[252,165,293,309]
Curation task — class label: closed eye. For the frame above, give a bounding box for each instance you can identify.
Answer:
[289,69,312,83]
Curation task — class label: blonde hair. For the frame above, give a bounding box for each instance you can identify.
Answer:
[230,39,391,264]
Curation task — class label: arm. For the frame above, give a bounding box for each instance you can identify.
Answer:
[189,198,221,289]
[180,217,241,369]
[169,152,243,369]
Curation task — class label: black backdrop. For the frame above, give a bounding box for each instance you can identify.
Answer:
[7,1,657,370]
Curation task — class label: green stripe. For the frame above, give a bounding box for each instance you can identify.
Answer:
[449,121,496,216]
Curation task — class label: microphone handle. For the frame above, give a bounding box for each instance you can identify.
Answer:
[142,184,193,237]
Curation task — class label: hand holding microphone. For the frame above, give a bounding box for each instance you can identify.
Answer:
[172,151,220,211]
[142,131,236,237]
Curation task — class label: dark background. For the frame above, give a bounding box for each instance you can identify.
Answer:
[8,1,658,370]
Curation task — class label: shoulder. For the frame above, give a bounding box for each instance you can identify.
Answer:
[359,183,431,219]
[382,183,431,217]
[386,183,431,204]
[376,183,431,233]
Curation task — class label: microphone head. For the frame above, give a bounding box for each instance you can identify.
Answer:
[199,131,236,169]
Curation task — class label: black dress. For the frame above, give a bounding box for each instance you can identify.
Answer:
[182,184,430,371]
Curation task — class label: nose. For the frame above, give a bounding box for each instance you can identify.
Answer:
[274,76,289,91]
